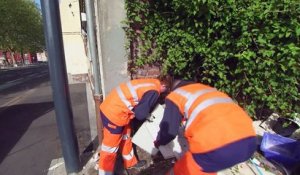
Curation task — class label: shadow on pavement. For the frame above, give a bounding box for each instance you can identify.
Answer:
[0,101,54,164]
[79,136,99,168]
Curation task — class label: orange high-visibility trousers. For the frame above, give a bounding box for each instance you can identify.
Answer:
[98,125,137,174]
[166,151,217,175]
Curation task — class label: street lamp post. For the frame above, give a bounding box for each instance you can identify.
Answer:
[40,0,80,174]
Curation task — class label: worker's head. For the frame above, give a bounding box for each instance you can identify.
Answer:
[158,74,173,93]
[155,74,172,104]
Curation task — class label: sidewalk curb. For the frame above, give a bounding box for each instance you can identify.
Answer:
[47,152,98,175]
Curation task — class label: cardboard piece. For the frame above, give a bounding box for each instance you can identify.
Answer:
[132,105,188,159]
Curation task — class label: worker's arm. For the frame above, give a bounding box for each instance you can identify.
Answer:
[155,99,182,147]
[133,90,160,121]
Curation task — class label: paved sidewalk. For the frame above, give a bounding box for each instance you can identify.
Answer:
[47,83,99,175]
[47,153,98,175]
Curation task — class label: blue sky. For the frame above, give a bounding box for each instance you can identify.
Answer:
[35,0,41,8]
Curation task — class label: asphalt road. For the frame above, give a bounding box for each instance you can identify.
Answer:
[0,65,92,175]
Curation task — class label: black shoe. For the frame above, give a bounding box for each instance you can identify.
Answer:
[127,160,147,170]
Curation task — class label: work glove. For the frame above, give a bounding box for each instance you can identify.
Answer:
[146,114,155,122]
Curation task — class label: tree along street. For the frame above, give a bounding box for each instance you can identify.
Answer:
[0,0,44,65]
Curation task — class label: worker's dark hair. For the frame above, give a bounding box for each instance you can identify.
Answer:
[158,74,173,89]
[156,74,172,104]
[166,69,186,80]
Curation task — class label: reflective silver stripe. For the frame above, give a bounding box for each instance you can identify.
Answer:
[98,169,113,175]
[122,149,134,160]
[169,168,175,175]
[127,82,138,104]
[101,144,119,153]
[122,134,130,140]
[133,83,156,89]
[174,88,192,99]
[173,89,192,119]
[174,88,216,119]
[185,97,233,130]
[116,86,134,110]
[184,88,216,119]
[117,82,156,110]
[130,83,156,105]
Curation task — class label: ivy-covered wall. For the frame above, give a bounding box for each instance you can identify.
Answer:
[124,0,300,119]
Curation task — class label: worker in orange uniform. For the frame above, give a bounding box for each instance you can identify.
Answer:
[99,78,168,175]
[154,78,257,175]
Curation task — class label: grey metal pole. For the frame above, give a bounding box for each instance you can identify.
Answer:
[85,0,102,95]
[40,0,80,174]
[85,0,103,147]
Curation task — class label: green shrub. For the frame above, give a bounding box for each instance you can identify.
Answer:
[124,0,300,119]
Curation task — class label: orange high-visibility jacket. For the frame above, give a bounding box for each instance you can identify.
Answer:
[100,79,161,126]
[167,83,256,153]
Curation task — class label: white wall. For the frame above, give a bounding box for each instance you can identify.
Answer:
[59,0,88,76]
